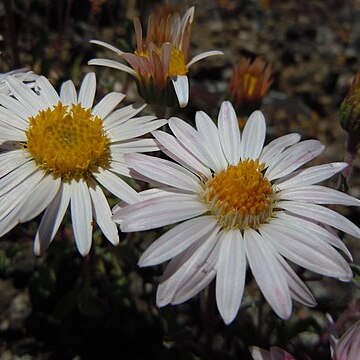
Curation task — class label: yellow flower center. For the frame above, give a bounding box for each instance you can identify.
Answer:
[200,159,275,230]
[25,102,111,181]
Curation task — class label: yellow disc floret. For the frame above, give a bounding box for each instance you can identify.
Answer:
[25,102,111,180]
[200,159,275,230]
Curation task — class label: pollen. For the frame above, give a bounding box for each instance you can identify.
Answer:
[200,159,275,230]
[25,102,111,180]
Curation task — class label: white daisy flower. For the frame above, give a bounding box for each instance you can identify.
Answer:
[113,101,360,324]
[0,72,166,256]
[0,68,39,94]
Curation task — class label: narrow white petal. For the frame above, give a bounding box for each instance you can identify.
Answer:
[89,39,124,54]
[34,182,71,255]
[277,201,360,239]
[35,76,60,107]
[0,123,27,141]
[196,110,228,171]
[70,180,93,256]
[19,176,61,222]
[276,162,348,190]
[88,180,119,246]
[172,75,189,108]
[92,92,125,119]
[139,215,218,266]
[94,169,141,204]
[60,80,77,105]
[0,210,19,237]
[266,140,324,180]
[245,228,292,319]
[217,101,241,165]
[260,133,301,166]
[109,159,131,177]
[88,59,137,77]
[278,185,360,206]
[0,150,30,178]
[0,106,28,129]
[216,230,246,324]
[250,347,272,360]
[240,110,266,160]
[114,193,207,231]
[125,153,200,192]
[0,93,33,120]
[152,130,211,178]
[187,50,224,68]
[260,222,353,281]
[110,139,160,153]
[78,73,96,109]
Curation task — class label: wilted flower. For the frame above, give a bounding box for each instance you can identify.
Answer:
[0,73,166,255]
[229,56,273,117]
[0,68,38,94]
[250,346,296,360]
[89,6,222,108]
[114,101,359,324]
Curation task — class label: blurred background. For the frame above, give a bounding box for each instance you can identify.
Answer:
[0,0,360,359]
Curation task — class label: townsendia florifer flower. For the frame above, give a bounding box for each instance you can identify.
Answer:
[113,101,360,324]
[0,69,38,95]
[229,56,273,117]
[88,6,222,108]
[0,73,166,256]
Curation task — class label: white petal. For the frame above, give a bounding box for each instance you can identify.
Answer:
[0,106,28,129]
[88,58,137,77]
[114,193,207,231]
[0,93,33,120]
[187,50,224,68]
[92,92,125,119]
[217,101,240,165]
[78,72,96,109]
[172,75,189,108]
[89,39,124,54]
[60,80,77,105]
[139,215,218,266]
[0,210,19,237]
[278,185,360,206]
[70,180,93,256]
[216,230,246,324]
[34,182,71,255]
[277,200,360,239]
[94,169,141,204]
[0,123,26,141]
[240,110,266,160]
[110,138,160,153]
[245,228,292,319]
[265,140,324,180]
[260,222,353,281]
[260,133,301,166]
[276,162,348,190]
[152,130,211,178]
[88,180,119,246]
[196,110,228,171]
[0,150,29,179]
[35,76,60,107]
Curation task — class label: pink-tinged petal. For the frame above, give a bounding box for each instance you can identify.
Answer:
[92,92,126,119]
[187,50,224,68]
[278,185,360,206]
[172,75,189,108]
[250,346,272,360]
[245,228,292,319]
[260,222,353,281]
[335,320,360,360]
[217,101,241,165]
[152,130,211,178]
[265,140,324,181]
[125,153,200,192]
[216,230,246,324]
[275,162,348,190]
[60,80,77,105]
[78,72,96,109]
[88,58,138,77]
[260,133,301,166]
[114,192,207,231]
[270,347,297,360]
[240,111,266,160]
[196,110,228,171]
[139,215,217,266]
[160,42,171,78]
[89,40,124,55]
[88,180,119,246]
[326,313,339,358]
[35,76,60,107]
[34,182,71,255]
[277,201,360,239]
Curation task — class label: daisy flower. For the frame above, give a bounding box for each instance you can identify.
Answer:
[0,72,166,256]
[88,6,223,108]
[113,101,360,324]
[0,68,38,94]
